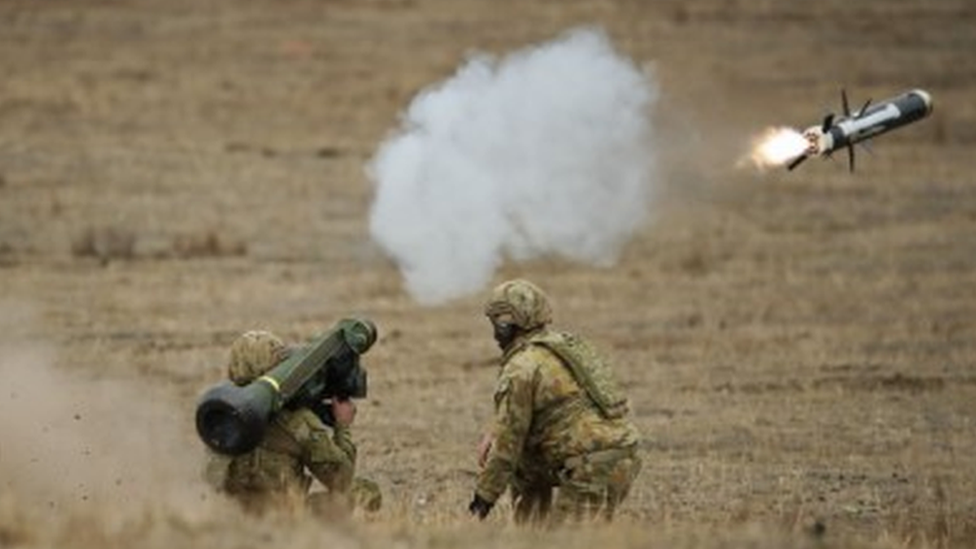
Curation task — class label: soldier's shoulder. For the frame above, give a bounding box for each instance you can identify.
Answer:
[529,329,598,352]
[499,345,562,384]
[505,343,557,368]
[528,330,593,359]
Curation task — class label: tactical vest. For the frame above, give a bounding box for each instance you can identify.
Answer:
[529,331,628,420]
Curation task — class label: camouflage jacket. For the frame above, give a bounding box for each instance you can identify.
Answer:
[475,329,640,503]
[221,407,356,500]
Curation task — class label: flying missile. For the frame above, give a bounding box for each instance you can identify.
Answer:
[787,89,933,171]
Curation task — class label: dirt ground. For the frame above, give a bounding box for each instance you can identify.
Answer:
[1,0,975,548]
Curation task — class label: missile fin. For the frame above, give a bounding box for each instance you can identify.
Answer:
[787,155,808,171]
[858,98,872,117]
[821,114,834,132]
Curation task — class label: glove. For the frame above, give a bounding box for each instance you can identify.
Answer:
[468,493,494,520]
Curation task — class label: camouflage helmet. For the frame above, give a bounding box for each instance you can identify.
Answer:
[227,330,288,385]
[484,279,553,331]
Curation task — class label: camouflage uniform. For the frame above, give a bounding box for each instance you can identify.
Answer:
[208,330,382,516]
[474,280,642,524]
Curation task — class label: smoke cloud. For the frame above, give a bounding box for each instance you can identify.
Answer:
[367,27,659,304]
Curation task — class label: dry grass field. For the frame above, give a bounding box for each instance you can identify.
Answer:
[1,0,975,548]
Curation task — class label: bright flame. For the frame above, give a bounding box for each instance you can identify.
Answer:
[740,127,808,170]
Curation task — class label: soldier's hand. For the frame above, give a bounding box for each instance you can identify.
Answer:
[331,399,357,427]
[468,493,494,520]
[476,432,494,468]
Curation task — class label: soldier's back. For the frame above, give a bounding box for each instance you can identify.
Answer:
[224,409,313,499]
[513,333,640,467]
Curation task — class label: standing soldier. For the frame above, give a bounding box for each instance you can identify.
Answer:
[205,330,382,517]
[469,279,641,524]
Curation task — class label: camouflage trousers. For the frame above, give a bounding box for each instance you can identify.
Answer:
[308,477,383,515]
[208,450,382,517]
[229,477,382,518]
[511,446,641,525]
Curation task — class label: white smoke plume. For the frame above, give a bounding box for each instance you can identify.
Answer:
[367,27,659,304]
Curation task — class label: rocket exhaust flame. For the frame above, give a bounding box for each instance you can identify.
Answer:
[746,89,933,173]
[741,127,808,170]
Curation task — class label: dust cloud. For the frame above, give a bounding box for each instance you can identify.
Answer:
[0,301,220,540]
[367,27,659,305]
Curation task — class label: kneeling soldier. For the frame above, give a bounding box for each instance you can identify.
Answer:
[470,279,641,524]
[205,330,381,517]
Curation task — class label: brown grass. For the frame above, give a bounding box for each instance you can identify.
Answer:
[1,0,975,548]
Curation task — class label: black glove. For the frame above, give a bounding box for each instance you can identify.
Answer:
[468,493,494,519]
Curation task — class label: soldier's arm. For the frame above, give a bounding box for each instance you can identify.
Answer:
[475,359,536,504]
[330,422,357,474]
[300,413,357,493]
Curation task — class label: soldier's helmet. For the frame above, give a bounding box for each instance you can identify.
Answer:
[484,279,553,331]
[227,330,288,385]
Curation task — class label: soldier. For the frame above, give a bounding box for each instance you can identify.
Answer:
[205,330,382,517]
[468,279,642,525]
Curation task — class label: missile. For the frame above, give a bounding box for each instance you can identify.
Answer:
[787,89,933,171]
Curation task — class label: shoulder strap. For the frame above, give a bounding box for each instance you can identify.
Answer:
[530,331,628,420]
